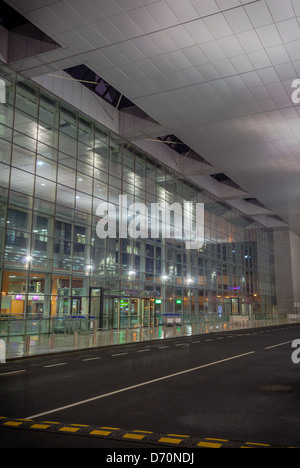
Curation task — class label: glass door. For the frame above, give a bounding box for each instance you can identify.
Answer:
[119,298,130,329]
[71,297,81,315]
[102,296,115,329]
[231,298,239,314]
[224,298,232,316]
[89,288,101,319]
[101,295,155,330]
[131,298,139,327]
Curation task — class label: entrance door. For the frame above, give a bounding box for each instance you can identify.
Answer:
[89,289,100,316]
[142,298,151,327]
[107,298,130,329]
[71,297,81,315]
[89,288,103,327]
[101,296,154,330]
[119,298,130,328]
[224,298,232,317]
[224,297,240,316]
[231,298,239,314]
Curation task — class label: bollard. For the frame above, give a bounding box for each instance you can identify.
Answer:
[126,328,129,342]
[110,329,114,345]
[73,332,78,347]
[25,335,31,354]
[50,334,55,349]
[192,324,195,335]
[93,320,98,346]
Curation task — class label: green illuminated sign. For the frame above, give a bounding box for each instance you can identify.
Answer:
[155,299,162,304]
[176,299,182,304]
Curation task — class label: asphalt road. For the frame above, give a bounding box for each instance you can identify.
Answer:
[0,323,300,450]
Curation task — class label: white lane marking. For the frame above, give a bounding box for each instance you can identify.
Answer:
[44,363,67,368]
[82,357,101,362]
[158,346,169,349]
[0,369,26,376]
[264,340,293,350]
[138,349,150,352]
[27,351,255,419]
[112,353,128,357]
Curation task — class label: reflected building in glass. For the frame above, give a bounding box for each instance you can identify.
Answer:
[0,60,277,331]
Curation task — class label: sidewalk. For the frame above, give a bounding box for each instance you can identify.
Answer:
[3,324,191,360]
[1,317,295,361]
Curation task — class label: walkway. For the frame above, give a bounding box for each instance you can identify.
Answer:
[2,317,296,360]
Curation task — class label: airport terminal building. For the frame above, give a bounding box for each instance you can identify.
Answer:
[0,0,299,333]
[0,60,278,329]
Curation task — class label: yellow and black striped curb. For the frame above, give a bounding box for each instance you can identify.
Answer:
[0,417,296,448]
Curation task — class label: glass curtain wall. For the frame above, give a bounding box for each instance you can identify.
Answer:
[0,61,277,330]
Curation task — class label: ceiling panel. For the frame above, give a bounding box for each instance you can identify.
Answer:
[4,0,300,235]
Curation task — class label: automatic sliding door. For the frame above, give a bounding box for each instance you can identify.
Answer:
[119,298,130,328]
[89,288,104,327]
[100,297,122,329]
[100,296,155,330]
[131,299,139,327]
[142,299,149,327]
[72,297,81,315]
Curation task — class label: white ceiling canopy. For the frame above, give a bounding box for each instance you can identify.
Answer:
[4,0,300,235]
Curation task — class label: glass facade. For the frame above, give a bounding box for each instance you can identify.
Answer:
[0,60,277,332]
